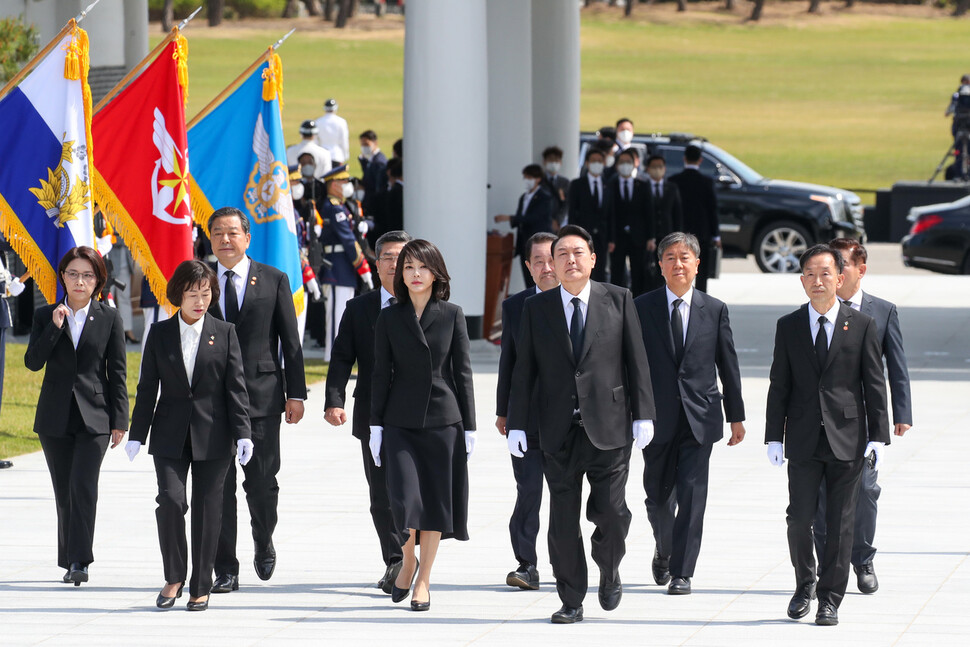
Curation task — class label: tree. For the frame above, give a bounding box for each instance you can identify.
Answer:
[749,0,766,21]
[335,0,353,28]
[677,0,687,12]
[955,0,970,17]
[161,0,174,31]
[323,0,335,21]
[0,17,38,83]
[208,0,225,27]
[625,0,634,16]
[725,0,736,9]
[808,0,821,13]
[845,0,855,7]
[284,0,322,17]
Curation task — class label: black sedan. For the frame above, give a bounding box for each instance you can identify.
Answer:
[901,194,970,274]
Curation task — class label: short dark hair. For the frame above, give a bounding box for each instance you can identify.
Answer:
[657,232,701,259]
[208,206,251,235]
[387,157,403,179]
[167,259,219,307]
[522,164,544,179]
[646,154,665,166]
[393,239,451,303]
[58,246,107,297]
[585,148,606,163]
[526,231,557,260]
[800,244,844,273]
[615,117,633,129]
[392,138,403,159]
[359,129,377,142]
[542,146,563,160]
[553,224,595,255]
[828,238,867,265]
[597,126,616,141]
[617,148,638,163]
[374,230,412,257]
[684,145,702,164]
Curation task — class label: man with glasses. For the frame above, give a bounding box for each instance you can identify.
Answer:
[324,230,412,593]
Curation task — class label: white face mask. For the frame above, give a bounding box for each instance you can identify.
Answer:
[301,164,315,178]
[616,129,634,145]
[523,178,537,192]
[647,167,665,181]
[544,161,561,174]
[617,162,634,178]
[341,183,355,199]
[360,145,373,159]
[588,162,604,176]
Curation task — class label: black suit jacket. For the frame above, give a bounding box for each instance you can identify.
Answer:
[25,299,128,436]
[648,179,684,242]
[607,175,652,247]
[360,150,388,215]
[371,299,476,430]
[325,289,382,440]
[669,168,718,243]
[509,281,655,454]
[765,303,890,461]
[495,287,541,444]
[567,174,609,245]
[208,259,307,418]
[374,182,404,240]
[543,174,570,226]
[129,314,251,460]
[635,288,745,446]
[860,292,913,426]
[511,188,555,258]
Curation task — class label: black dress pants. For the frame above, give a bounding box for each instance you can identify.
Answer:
[813,459,881,568]
[154,455,231,598]
[642,411,713,578]
[358,436,406,566]
[609,236,648,297]
[509,443,544,568]
[216,415,281,576]
[38,398,109,569]
[787,430,863,608]
[543,423,632,608]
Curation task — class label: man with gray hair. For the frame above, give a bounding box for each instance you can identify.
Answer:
[324,230,412,593]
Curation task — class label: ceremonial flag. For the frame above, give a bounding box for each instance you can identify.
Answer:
[91,35,193,311]
[188,53,304,316]
[0,22,95,303]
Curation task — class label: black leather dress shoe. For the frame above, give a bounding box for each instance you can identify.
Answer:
[62,570,72,584]
[186,598,209,612]
[0,459,12,469]
[598,571,622,610]
[380,560,404,595]
[668,576,691,595]
[815,600,838,626]
[854,562,879,594]
[68,563,88,587]
[391,559,418,603]
[506,564,540,590]
[156,583,185,609]
[652,547,671,586]
[551,604,584,624]
[211,574,239,593]
[787,583,817,619]
[254,542,276,581]
[410,593,431,612]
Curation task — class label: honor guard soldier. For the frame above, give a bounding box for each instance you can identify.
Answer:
[320,164,373,361]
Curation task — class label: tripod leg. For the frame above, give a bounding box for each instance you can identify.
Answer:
[929,142,958,183]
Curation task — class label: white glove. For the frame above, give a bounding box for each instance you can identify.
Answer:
[632,419,654,450]
[865,441,885,470]
[361,271,374,290]
[8,277,25,296]
[306,277,321,301]
[290,183,305,201]
[507,429,527,458]
[125,440,141,462]
[357,221,369,235]
[767,441,785,467]
[465,429,477,457]
[314,224,323,237]
[96,235,112,256]
[236,438,254,466]
[369,426,383,467]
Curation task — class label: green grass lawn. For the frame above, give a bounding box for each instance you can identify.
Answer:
[0,343,328,460]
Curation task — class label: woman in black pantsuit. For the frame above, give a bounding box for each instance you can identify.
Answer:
[25,246,128,586]
[370,239,477,612]
[127,260,252,611]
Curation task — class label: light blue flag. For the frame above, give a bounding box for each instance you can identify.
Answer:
[188,56,304,316]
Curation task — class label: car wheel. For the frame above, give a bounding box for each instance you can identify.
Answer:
[753,221,812,274]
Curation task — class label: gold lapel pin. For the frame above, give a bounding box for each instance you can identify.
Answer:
[208,340,215,345]
[250,276,257,285]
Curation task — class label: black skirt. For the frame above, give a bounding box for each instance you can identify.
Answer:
[384,423,469,542]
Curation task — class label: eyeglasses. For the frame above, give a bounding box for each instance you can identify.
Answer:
[64,270,97,283]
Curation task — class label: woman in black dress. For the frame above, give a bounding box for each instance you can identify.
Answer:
[370,239,476,612]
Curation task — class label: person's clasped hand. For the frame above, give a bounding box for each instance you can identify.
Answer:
[369,426,383,467]
[632,420,654,450]
[767,441,785,467]
[236,439,254,466]
[507,429,527,458]
[465,430,477,458]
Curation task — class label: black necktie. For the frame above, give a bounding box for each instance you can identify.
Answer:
[841,299,852,309]
[388,296,397,306]
[815,315,828,368]
[224,270,239,323]
[654,182,661,199]
[671,298,684,364]
[592,179,599,208]
[624,179,630,202]
[570,297,584,364]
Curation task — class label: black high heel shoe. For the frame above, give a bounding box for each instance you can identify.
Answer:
[411,593,430,612]
[390,558,419,603]
[68,563,88,587]
[186,596,209,611]
[156,582,185,609]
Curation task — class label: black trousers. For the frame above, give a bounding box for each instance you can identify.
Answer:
[643,250,665,293]
[154,455,231,598]
[38,398,109,569]
[215,415,281,576]
[509,444,544,568]
[642,411,713,578]
[543,423,632,608]
[520,257,536,290]
[813,459,880,568]
[695,246,710,293]
[358,436,406,566]
[787,431,863,608]
[609,236,648,297]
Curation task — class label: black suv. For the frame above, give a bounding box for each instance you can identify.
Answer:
[579,133,866,273]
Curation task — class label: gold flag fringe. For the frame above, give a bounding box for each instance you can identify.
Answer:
[189,175,214,235]
[261,53,283,105]
[173,32,189,108]
[0,192,57,303]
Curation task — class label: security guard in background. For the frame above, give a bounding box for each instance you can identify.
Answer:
[319,164,373,361]
[1,237,27,468]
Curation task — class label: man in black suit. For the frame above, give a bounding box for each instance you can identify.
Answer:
[495,164,556,289]
[814,239,912,595]
[372,158,403,241]
[508,225,655,624]
[669,145,719,293]
[766,244,890,626]
[606,148,652,296]
[207,207,308,593]
[496,231,559,591]
[634,232,746,595]
[324,230,412,594]
[358,129,388,217]
[541,146,570,228]
[567,150,610,283]
[643,155,683,292]
[0,241,26,469]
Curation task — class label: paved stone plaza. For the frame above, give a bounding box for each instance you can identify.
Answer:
[1,263,968,646]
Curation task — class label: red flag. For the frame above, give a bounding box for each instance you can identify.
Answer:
[91,37,192,311]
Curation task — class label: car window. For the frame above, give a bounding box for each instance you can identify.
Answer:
[698,154,719,178]
[659,147,684,175]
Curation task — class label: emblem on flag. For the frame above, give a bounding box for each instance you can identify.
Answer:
[29,140,91,228]
[244,114,290,225]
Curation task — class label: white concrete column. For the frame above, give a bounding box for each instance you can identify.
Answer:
[123,0,149,70]
[403,0,489,337]
[531,0,581,177]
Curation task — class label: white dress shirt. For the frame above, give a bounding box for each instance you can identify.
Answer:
[842,289,862,311]
[665,286,693,344]
[650,179,663,199]
[178,313,205,384]
[561,282,591,332]
[380,286,396,310]
[809,300,842,349]
[217,256,251,317]
[65,300,91,349]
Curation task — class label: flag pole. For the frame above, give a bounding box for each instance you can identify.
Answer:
[92,6,202,113]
